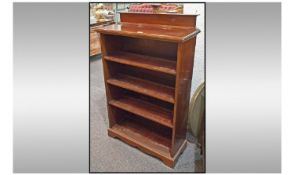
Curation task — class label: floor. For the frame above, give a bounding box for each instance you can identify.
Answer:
[90,55,199,172]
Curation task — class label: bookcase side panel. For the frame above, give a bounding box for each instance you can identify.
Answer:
[100,34,116,128]
[171,37,196,156]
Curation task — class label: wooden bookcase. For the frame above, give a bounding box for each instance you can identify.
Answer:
[94,12,199,168]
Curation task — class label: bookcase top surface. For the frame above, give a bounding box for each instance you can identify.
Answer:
[94,22,199,42]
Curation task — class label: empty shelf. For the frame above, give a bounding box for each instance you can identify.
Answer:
[107,74,175,103]
[105,51,176,75]
[109,119,171,159]
[109,97,173,128]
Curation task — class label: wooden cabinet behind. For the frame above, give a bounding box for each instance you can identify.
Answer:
[94,12,199,168]
[90,21,115,57]
[90,28,101,56]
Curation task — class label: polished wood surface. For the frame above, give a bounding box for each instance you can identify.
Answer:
[95,22,199,42]
[171,38,196,156]
[120,12,197,27]
[99,13,198,168]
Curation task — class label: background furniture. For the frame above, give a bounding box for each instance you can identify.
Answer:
[128,3,183,14]
[94,13,199,168]
[188,82,205,138]
[90,3,115,56]
[188,83,205,172]
[90,21,114,56]
[90,28,100,56]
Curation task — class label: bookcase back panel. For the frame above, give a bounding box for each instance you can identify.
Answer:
[107,62,176,87]
[108,85,174,111]
[120,13,197,27]
[116,110,173,141]
[125,90,174,111]
[103,34,177,61]
[122,37,177,60]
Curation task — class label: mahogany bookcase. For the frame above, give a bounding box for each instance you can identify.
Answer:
[94,12,199,168]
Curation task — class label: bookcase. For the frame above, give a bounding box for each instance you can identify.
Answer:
[94,12,199,168]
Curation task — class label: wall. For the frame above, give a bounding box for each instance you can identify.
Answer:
[183,3,205,98]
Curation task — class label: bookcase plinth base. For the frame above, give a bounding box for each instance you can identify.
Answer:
[108,127,187,168]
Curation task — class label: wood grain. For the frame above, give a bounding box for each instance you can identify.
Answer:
[90,29,101,56]
[95,22,198,42]
[171,38,196,156]
[109,96,173,128]
[105,51,176,75]
[99,13,199,168]
[120,12,198,27]
[107,74,175,104]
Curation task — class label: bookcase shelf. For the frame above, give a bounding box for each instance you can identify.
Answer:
[109,96,173,128]
[109,118,172,158]
[95,12,199,168]
[105,51,177,75]
[107,74,175,104]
